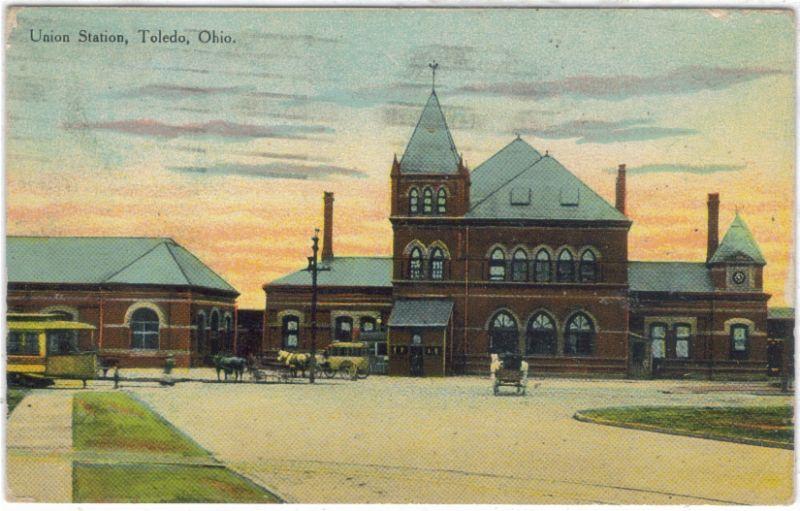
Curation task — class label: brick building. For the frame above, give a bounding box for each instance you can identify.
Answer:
[263,89,783,379]
[7,236,238,368]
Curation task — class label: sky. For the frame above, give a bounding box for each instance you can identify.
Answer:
[4,7,795,308]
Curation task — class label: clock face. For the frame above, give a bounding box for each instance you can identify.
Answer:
[732,271,747,285]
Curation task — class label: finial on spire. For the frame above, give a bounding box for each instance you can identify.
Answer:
[429,61,439,91]
[515,132,521,140]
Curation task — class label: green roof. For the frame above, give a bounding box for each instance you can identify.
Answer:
[768,307,794,320]
[387,299,454,327]
[467,140,628,222]
[628,261,714,293]
[7,236,237,294]
[268,256,392,288]
[709,213,766,264]
[399,91,460,174]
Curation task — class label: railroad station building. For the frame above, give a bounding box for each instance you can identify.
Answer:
[7,236,239,368]
[263,89,788,379]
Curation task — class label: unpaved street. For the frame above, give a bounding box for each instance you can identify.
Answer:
[130,376,794,504]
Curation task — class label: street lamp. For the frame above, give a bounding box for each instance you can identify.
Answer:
[306,228,330,383]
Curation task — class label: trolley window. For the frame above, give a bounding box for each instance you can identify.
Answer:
[7,331,40,356]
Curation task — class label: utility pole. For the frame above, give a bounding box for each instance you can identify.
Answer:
[306,228,329,383]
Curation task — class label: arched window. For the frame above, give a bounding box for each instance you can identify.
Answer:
[409,247,423,279]
[489,311,519,354]
[527,313,556,355]
[430,247,445,280]
[209,310,220,332]
[130,308,159,350]
[360,316,376,334]
[409,188,419,214]
[730,323,750,359]
[489,248,506,281]
[437,188,447,214]
[423,187,433,214]
[650,323,667,360]
[534,249,552,282]
[282,315,299,348]
[511,249,528,282]
[579,249,598,282]
[565,313,594,355]
[335,316,353,341]
[557,249,575,282]
[209,310,221,353]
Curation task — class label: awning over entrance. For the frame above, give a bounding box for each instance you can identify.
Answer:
[387,299,454,328]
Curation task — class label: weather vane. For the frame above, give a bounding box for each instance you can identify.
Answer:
[429,61,439,91]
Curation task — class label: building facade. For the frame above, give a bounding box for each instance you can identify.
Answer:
[263,89,782,379]
[7,237,239,368]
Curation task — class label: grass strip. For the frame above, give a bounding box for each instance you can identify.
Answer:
[7,388,29,415]
[73,392,207,457]
[576,405,793,447]
[73,462,280,503]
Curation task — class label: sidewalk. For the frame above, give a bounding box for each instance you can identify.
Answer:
[6,391,74,502]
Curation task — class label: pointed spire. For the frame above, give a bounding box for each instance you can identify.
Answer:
[708,212,766,264]
[398,90,459,174]
[429,61,439,92]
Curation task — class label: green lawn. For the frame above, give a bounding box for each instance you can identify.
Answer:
[578,405,794,447]
[71,392,281,503]
[7,388,29,415]
[73,463,280,503]
[73,392,206,457]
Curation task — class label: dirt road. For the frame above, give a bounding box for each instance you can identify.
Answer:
[131,376,794,504]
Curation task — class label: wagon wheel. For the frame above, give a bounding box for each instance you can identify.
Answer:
[322,364,335,379]
[338,361,354,379]
[493,382,500,396]
[516,385,523,395]
[356,364,370,380]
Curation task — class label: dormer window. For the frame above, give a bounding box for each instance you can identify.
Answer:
[423,188,433,214]
[437,188,447,214]
[409,188,419,214]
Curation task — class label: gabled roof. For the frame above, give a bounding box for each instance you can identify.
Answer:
[268,256,392,288]
[399,91,459,174]
[6,236,237,294]
[467,140,628,222]
[709,213,766,264]
[387,299,454,327]
[628,261,714,293]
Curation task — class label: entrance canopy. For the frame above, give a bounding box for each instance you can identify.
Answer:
[387,299,454,328]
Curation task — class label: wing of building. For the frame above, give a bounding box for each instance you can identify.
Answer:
[7,236,238,367]
[263,88,783,380]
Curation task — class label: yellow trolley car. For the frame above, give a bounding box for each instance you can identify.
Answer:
[7,313,98,387]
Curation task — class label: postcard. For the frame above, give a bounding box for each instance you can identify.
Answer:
[4,4,795,505]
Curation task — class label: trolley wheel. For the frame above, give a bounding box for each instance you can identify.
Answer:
[338,361,354,379]
[356,364,370,379]
[322,365,335,378]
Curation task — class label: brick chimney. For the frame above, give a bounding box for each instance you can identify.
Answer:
[707,192,720,262]
[322,191,334,261]
[615,164,626,214]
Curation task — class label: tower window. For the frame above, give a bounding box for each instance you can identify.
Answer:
[423,188,433,214]
[430,247,445,280]
[489,248,506,281]
[409,247,423,279]
[437,188,447,214]
[409,188,419,214]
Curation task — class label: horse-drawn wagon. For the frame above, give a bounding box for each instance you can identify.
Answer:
[491,353,529,396]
